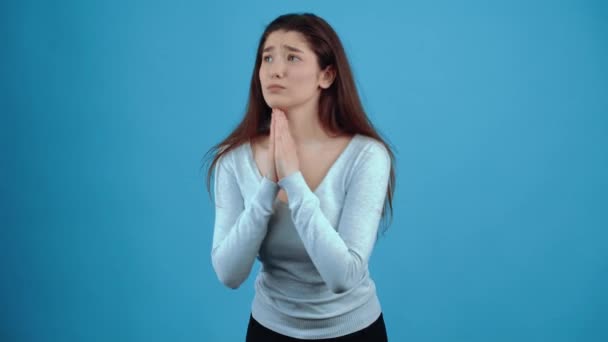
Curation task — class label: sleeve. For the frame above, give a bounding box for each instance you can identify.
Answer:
[211,152,279,289]
[278,142,391,294]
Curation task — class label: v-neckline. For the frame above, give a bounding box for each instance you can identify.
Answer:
[246,134,360,203]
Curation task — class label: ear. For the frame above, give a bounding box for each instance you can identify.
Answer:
[319,65,336,89]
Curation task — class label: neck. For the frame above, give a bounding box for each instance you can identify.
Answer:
[282,96,329,146]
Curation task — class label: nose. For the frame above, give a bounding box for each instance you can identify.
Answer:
[269,57,286,79]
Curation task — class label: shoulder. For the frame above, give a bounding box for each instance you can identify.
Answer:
[354,134,391,163]
[348,135,391,182]
[216,142,249,169]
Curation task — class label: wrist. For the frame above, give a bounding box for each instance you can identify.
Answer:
[264,173,277,183]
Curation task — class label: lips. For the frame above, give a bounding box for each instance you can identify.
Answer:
[267,84,286,90]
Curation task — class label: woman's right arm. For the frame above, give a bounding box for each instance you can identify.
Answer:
[211,153,278,289]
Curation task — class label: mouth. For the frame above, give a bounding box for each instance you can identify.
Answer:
[267,84,286,91]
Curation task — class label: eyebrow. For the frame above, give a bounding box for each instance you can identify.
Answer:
[262,45,304,53]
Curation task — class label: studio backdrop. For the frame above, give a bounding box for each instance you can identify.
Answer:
[2,0,607,341]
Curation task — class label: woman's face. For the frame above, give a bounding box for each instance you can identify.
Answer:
[259,30,332,111]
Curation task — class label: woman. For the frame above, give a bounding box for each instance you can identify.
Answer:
[204,13,396,341]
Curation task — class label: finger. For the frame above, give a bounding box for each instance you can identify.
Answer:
[275,113,283,140]
[269,113,274,146]
[275,117,281,149]
[278,115,285,142]
[274,113,281,149]
[276,127,283,154]
[278,116,287,142]
[271,113,276,156]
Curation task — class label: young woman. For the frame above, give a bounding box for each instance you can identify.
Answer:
[204,13,396,341]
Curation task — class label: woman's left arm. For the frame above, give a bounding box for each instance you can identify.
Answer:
[278,143,391,294]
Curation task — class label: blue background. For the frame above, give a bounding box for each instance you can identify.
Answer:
[2,0,607,341]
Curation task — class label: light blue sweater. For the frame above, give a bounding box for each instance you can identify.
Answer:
[211,133,391,339]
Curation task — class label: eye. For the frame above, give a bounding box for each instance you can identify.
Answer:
[288,55,301,62]
[263,55,272,62]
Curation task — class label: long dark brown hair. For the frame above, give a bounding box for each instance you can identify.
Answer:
[201,13,397,234]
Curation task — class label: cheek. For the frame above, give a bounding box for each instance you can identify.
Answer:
[290,68,318,89]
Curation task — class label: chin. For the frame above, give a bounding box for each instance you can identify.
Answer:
[263,97,292,110]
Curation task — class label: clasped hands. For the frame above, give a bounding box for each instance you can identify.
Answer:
[265,108,300,183]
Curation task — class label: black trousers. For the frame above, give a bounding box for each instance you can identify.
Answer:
[246,312,388,341]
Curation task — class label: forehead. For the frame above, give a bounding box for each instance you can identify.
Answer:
[262,30,311,53]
